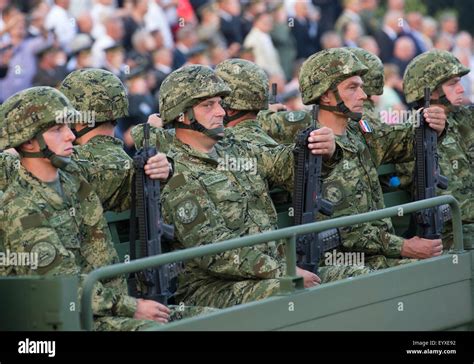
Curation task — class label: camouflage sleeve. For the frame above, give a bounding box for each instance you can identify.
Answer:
[0,199,137,317]
[340,222,405,258]
[456,107,474,165]
[80,275,138,318]
[161,172,284,280]
[131,124,175,153]
[362,121,415,166]
[257,110,311,144]
[0,152,19,192]
[72,147,133,212]
[253,142,295,192]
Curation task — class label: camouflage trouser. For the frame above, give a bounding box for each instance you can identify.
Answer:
[318,264,371,283]
[442,222,474,250]
[93,305,218,331]
[364,255,418,270]
[176,278,281,309]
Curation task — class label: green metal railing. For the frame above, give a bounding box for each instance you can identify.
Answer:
[81,195,464,330]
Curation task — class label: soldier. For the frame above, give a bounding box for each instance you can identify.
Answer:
[157,64,369,309]
[346,47,384,125]
[398,50,473,247]
[58,68,135,212]
[256,48,385,146]
[298,48,447,269]
[215,58,279,148]
[0,86,172,330]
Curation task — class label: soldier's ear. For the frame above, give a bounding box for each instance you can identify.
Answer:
[320,91,332,105]
[19,139,37,152]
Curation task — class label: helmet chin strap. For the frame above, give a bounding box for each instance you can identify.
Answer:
[223,110,248,125]
[19,133,71,170]
[175,109,224,140]
[430,87,458,112]
[73,125,97,140]
[319,85,362,122]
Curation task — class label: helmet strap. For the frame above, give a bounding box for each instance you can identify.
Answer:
[319,85,362,122]
[19,133,71,170]
[73,125,98,140]
[175,109,224,140]
[223,110,248,125]
[431,87,457,112]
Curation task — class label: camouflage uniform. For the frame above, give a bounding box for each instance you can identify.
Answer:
[0,70,135,213]
[0,87,213,331]
[255,47,385,146]
[299,48,421,269]
[396,50,473,247]
[256,109,311,145]
[158,65,369,308]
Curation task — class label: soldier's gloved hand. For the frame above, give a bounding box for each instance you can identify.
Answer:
[268,103,287,112]
[147,113,163,128]
[145,152,171,180]
[134,298,171,324]
[401,236,443,259]
[296,266,321,288]
[422,106,446,136]
[307,127,336,159]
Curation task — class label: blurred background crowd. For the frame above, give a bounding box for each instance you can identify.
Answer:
[0,0,472,154]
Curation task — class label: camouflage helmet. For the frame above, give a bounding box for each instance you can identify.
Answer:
[159,65,231,124]
[299,48,368,105]
[346,47,384,96]
[0,86,79,149]
[215,58,268,111]
[59,68,129,122]
[403,50,470,103]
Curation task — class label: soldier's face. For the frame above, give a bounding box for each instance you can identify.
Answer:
[437,77,464,106]
[42,124,76,157]
[335,76,367,113]
[192,96,226,130]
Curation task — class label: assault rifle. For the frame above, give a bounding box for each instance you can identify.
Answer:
[130,123,178,304]
[293,105,341,274]
[413,87,450,239]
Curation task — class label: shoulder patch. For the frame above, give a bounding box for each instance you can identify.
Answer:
[30,241,57,268]
[322,181,345,206]
[284,111,308,123]
[175,197,201,225]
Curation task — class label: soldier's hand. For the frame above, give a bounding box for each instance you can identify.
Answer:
[145,153,171,180]
[401,236,443,259]
[134,298,171,323]
[308,127,336,159]
[296,266,321,288]
[423,106,446,136]
[268,103,287,112]
[148,113,163,128]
